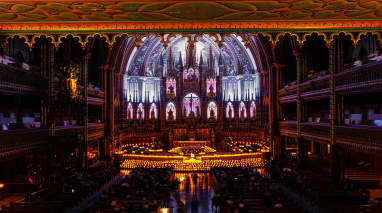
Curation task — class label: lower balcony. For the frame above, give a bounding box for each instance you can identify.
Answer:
[279,121,382,152]
[0,123,105,159]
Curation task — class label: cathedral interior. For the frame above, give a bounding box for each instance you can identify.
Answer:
[1,0,382,213]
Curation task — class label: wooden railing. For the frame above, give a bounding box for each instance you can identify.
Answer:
[279,121,382,151]
[279,121,297,137]
[0,128,48,157]
[279,61,382,103]
[301,122,330,142]
[88,123,105,141]
[336,125,382,150]
[0,123,105,157]
[0,63,47,95]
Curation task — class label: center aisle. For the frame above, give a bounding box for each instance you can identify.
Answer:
[169,173,215,213]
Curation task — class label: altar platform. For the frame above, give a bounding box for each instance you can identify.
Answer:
[173,140,211,148]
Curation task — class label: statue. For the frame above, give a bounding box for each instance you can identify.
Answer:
[138,109,143,120]
[151,109,155,121]
[196,106,200,117]
[228,106,233,120]
[208,83,215,97]
[168,109,174,121]
[58,64,80,100]
[241,107,245,120]
[168,85,174,94]
[127,109,131,120]
[210,108,215,120]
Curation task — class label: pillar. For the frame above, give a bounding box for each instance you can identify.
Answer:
[82,54,89,170]
[294,49,306,167]
[329,38,344,183]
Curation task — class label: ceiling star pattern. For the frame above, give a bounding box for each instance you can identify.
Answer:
[0,0,382,22]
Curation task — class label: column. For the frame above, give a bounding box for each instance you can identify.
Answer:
[294,49,306,167]
[82,54,89,170]
[105,68,114,162]
[329,39,344,183]
[48,43,55,137]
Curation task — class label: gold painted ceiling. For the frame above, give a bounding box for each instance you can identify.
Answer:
[2,0,382,22]
[0,0,382,32]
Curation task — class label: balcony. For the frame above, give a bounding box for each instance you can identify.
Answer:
[88,123,105,141]
[279,121,297,137]
[0,63,47,96]
[279,121,382,152]
[0,123,105,158]
[279,61,382,103]
[0,128,48,159]
[77,85,105,105]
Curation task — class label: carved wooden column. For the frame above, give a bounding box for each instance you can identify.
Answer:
[294,49,306,167]
[105,67,114,161]
[329,41,336,146]
[82,53,89,170]
[329,39,344,184]
[160,77,166,129]
[271,63,283,160]
[48,43,55,137]
[268,66,276,159]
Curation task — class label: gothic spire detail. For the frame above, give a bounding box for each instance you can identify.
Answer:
[207,46,214,77]
[167,48,175,77]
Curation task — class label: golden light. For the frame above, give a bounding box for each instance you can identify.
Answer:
[0,183,4,189]
[179,177,185,181]
[160,208,169,213]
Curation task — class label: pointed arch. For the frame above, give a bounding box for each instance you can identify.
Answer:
[226,102,234,119]
[166,102,176,121]
[239,102,247,119]
[149,103,158,120]
[127,102,133,120]
[137,103,144,120]
[250,101,256,119]
[207,101,218,120]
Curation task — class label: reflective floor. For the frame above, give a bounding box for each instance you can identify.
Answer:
[169,172,216,213]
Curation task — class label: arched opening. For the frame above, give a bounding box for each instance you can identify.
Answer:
[226,102,234,119]
[207,102,218,120]
[183,93,200,117]
[166,102,176,121]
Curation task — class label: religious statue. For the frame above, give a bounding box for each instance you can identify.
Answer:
[209,108,216,120]
[58,64,80,100]
[168,109,174,121]
[196,106,200,117]
[228,106,233,120]
[208,84,215,97]
[241,108,245,120]
[151,109,155,121]
[168,85,174,94]
[138,109,143,120]
[127,109,131,120]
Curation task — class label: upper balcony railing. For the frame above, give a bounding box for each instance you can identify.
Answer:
[279,121,382,151]
[0,128,48,157]
[0,123,105,157]
[279,60,382,103]
[0,63,47,95]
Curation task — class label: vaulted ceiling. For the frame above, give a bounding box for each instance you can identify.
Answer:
[0,0,381,32]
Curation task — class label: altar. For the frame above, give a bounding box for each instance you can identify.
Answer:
[173,140,210,148]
